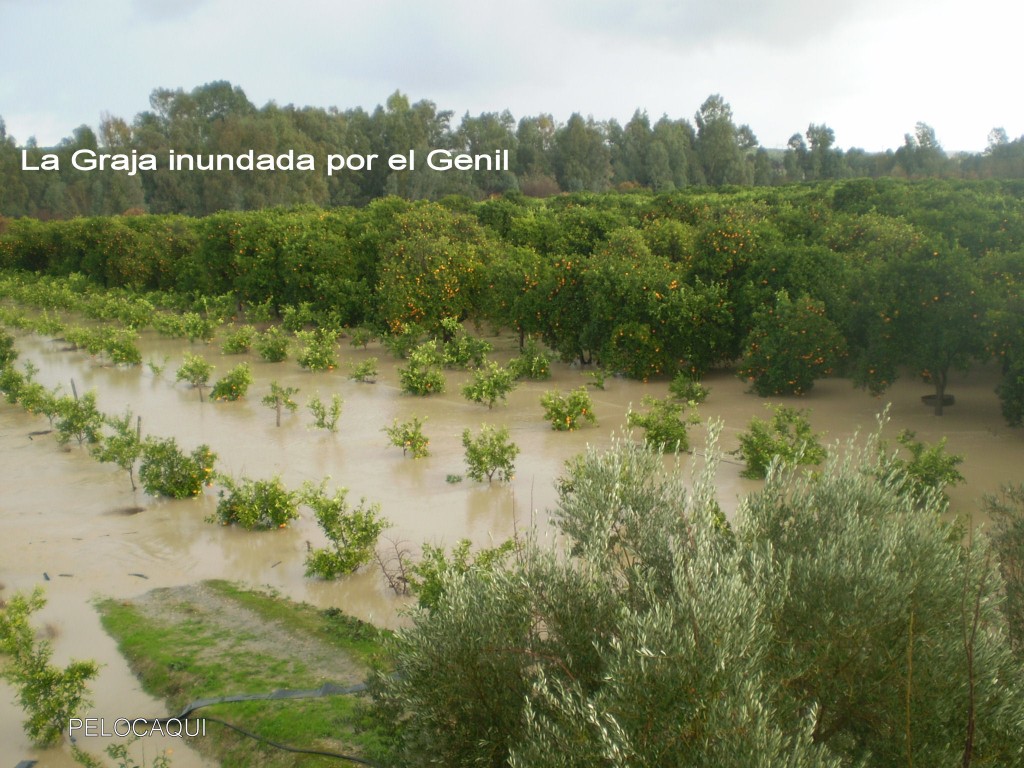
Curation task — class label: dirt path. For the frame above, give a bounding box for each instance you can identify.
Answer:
[127,582,367,688]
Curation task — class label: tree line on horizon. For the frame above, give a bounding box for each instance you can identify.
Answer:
[2,80,1024,219]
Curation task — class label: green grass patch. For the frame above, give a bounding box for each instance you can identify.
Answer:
[204,579,386,663]
[96,580,391,767]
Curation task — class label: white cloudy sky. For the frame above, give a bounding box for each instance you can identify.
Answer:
[0,0,1019,152]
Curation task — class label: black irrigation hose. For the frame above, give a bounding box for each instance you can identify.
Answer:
[69,681,382,766]
[200,715,382,766]
[169,681,369,720]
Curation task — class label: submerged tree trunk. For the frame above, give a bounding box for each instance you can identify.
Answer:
[934,368,948,416]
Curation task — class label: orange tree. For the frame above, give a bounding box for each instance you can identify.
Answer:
[981,250,1024,426]
[852,242,987,415]
[478,244,549,349]
[376,203,488,336]
[737,290,846,396]
[685,206,781,360]
[583,228,733,378]
[537,254,590,364]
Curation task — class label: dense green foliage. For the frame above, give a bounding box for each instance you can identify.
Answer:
[54,390,103,446]
[295,327,340,371]
[886,429,965,502]
[507,339,551,380]
[397,342,446,395]
[2,178,1024,423]
[461,424,520,482]
[626,395,697,452]
[370,432,1024,766]
[407,539,518,612]
[462,361,516,409]
[138,437,216,498]
[62,325,142,366]
[735,405,827,479]
[737,290,846,395]
[541,387,597,431]
[384,416,430,458]
[986,484,1024,654]
[255,326,290,362]
[220,324,257,354]
[668,371,709,403]
[303,481,388,579]
[0,328,16,368]
[209,362,253,401]
[212,475,300,530]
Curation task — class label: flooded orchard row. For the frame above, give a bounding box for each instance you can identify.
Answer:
[1,326,1021,765]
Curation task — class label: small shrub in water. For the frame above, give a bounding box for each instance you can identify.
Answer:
[139,437,216,498]
[508,338,551,380]
[349,357,379,383]
[349,327,376,348]
[221,324,257,354]
[441,319,493,369]
[54,391,104,446]
[90,410,143,490]
[382,323,425,359]
[182,311,218,343]
[398,343,446,396]
[308,392,343,432]
[734,405,826,479]
[883,429,965,503]
[146,356,169,377]
[384,416,430,458]
[627,395,698,453]
[281,302,317,332]
[462,424,520,482]
[262,381,300,426]
[303,481,389,578]
[541,387,597,431]
[175,354,213,401]
[256,326,290,363]
[462,361,516,409]
[212,475,300,530]
[296,328,340,371]
[210,363,253,402]
[669,371,709,403]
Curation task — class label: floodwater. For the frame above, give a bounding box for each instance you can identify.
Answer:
[1,326,1022,765]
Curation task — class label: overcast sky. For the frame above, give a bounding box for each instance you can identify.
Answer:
[1,0,1019,153]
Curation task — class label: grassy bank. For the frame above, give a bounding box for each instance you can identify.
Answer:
[97,580,390,767]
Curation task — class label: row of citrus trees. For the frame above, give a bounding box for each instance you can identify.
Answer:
[0,326,380,573]
[1,270,971,496]
[1,181,1022,423]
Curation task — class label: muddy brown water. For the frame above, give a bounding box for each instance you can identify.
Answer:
[2,326,1022,765]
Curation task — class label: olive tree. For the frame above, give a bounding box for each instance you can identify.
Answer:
[370,428,1024,767]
